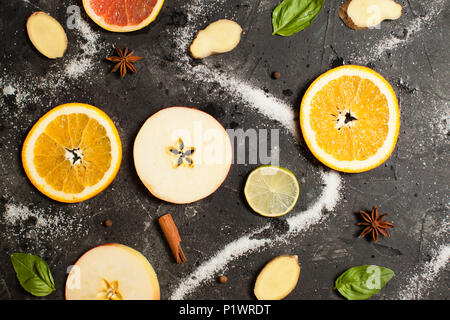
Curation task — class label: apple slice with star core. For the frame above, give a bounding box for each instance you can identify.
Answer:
[65,243,160,300]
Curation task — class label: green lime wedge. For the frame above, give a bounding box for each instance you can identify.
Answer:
[244,165,300,217]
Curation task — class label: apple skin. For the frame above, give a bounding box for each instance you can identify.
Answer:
[65,243,160,300]
[133,106,233,204]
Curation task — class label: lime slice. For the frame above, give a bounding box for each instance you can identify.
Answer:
[244,166,300,217]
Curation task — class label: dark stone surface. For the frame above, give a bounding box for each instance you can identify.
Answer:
[0,0,448,300]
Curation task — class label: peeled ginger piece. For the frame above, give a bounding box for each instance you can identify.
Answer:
[26,12,68,59]
[190,19,242,59]
[340,0,402,30]
[254,255,301,300]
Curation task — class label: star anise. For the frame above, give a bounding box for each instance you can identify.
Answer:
[357,206,394,242]
[106,45,143,78]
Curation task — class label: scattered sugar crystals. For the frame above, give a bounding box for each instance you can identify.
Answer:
[351,0,447,63]
[65,18,104,79]
[0,16,106,112]
[2,202,88,251]
[2,85,16,96]
[396,215,450,300]
[397,244,450,300]
[170,171,342,299]
[168,0,298,136]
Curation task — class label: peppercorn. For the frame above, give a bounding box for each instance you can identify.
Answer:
[104,219,112,227]
[271,71,281,79]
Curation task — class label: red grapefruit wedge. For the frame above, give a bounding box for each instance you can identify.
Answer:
[83,0,164,32]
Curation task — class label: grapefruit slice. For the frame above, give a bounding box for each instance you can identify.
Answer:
[83,0,165,32]
[22,103,122,203]
[300,65,400,173]
[134,107,232,204]
[65,243,160,300]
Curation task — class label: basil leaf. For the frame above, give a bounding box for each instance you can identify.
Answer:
[272,0,325,36]
[35,259,55,289]
[10,253,56,297]
[335,265,394,300]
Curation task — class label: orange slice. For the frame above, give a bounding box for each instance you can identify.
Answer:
[83,0,165,32]
[300,65,400,173]
[22,103,122,203]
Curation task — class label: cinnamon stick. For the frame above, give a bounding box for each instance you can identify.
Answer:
[158,213,187,264]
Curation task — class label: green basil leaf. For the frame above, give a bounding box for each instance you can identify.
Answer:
[272,0,325,36]
[35,259,55,289]
[22,277,55,297]
[10,253,56,297]
[334,265,394,300]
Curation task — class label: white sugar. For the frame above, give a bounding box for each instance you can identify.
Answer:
[170,0,297,136]
[397,244,450,300]
[170,236,270,300]
[2,202,88,249]
[170,171,342,299]
[436,103,450,138]
[395,211,449,300]
[0,15,106,111]
[65,18,105,79]
[2,84,16,96]
[190,65,298,136]
[286,171,342,234]
[76,18,101,50]
[21,0,43,10]
[3,203,48,228]
[65,57,94,79]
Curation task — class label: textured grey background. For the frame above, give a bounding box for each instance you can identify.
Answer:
[0,0,448,300]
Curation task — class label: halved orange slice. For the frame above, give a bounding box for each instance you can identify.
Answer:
[300,65,400,173]
[22,103,122,203]
[83,0,165,32]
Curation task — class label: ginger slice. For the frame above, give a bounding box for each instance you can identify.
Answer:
[254,255,301,300]
[190,19,242,59]
[339,0,402,30]
[26,12,68,59]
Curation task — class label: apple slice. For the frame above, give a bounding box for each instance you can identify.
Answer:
[65,243,160,300]
[134,107,232,204]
